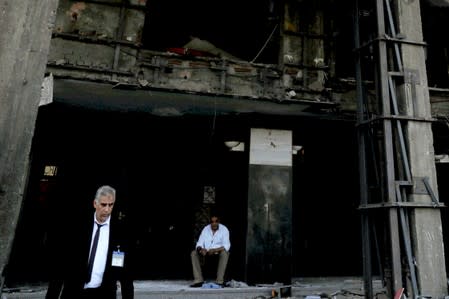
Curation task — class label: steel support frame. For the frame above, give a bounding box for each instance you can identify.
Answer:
[353,0,438,297]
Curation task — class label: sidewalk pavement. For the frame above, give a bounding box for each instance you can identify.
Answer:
[2,277,387,299]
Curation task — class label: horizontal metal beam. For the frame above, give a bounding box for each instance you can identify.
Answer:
[359,202,445,209]
[356,115,435,127]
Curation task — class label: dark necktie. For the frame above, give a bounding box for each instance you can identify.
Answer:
[86,222,103,283]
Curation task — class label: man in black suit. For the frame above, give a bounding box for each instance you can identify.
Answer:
[46,185,134,299]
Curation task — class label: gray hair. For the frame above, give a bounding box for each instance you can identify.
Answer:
[94,185,116,203]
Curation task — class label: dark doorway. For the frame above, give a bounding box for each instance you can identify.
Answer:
[6,103,249,285]
[6,103,363,287]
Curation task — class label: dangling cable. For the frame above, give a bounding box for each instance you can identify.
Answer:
[250,23,279,63]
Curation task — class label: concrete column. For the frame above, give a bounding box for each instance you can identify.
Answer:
[394,0,447,297]
[0,0,58,289]
[245,128,293,285]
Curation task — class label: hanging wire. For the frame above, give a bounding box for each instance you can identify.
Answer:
[250,23,279,63]
[208,98,217,148]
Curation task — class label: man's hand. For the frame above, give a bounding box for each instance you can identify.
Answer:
[197,246,207,256]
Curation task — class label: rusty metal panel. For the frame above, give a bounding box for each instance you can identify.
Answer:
[55,1,121,38]
[129,0,147,5]
[48,38,138,74]
[282,36,303,65]
[123,8,145,43]
[54,0,145,43]
[49,38,115,68]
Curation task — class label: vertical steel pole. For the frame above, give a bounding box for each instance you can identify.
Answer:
[374,0,403,293]
[353,0,373,297]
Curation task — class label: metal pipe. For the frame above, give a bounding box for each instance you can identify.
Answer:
[354,0,373,297]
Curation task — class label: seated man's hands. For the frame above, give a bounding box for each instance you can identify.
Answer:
[197,246,208,256]
[197,246,225,256]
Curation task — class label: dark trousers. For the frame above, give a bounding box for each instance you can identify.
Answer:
[45,279,64,299]
[82,287,116,299]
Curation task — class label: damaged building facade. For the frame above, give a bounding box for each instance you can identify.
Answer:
[2,0,449,298]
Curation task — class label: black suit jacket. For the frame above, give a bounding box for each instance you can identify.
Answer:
[49,213,134,299]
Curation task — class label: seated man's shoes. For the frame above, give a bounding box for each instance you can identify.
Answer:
[189,281,204,288]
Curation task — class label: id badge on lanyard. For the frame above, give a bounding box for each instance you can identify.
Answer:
[112,246,125,267]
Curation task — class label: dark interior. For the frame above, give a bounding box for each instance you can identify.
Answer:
[143,0,280,63]
[142,0,357,70]
[422,3,449,88]
[6,102,362,286]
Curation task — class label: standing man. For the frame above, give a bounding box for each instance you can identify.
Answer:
[190,214,230,287]
[48,185,134,299]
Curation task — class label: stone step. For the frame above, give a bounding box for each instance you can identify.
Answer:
[2,277,387,299]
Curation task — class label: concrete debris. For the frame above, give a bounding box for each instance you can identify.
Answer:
[225,279,249,288]
[40,73,54,107]
[55,59,66,65]
[183,37,241,61]
[138,79,149,87]
[286,90,297,99]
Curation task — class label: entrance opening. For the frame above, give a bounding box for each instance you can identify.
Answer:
[6,103,362,286]
[291,118,361,276]
[6,103,249,284]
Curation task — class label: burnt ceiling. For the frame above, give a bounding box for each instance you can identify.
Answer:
[143,0,279,63]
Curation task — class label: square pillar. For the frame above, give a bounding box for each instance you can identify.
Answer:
[245,128,293,285]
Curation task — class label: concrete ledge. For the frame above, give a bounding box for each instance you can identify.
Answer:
[2,277,387,299]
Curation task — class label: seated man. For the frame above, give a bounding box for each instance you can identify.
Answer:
[190,214,230,287]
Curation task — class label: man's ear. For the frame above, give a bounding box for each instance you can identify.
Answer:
[93,199,97,208]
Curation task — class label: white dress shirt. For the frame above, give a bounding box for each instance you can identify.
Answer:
[196,223,231,251]
[84,214,110,289]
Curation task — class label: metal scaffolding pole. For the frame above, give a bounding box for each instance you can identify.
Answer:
[353,0,373,297]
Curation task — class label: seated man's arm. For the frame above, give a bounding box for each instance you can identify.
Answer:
[222,227,231,252]
[196,227,208,255]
